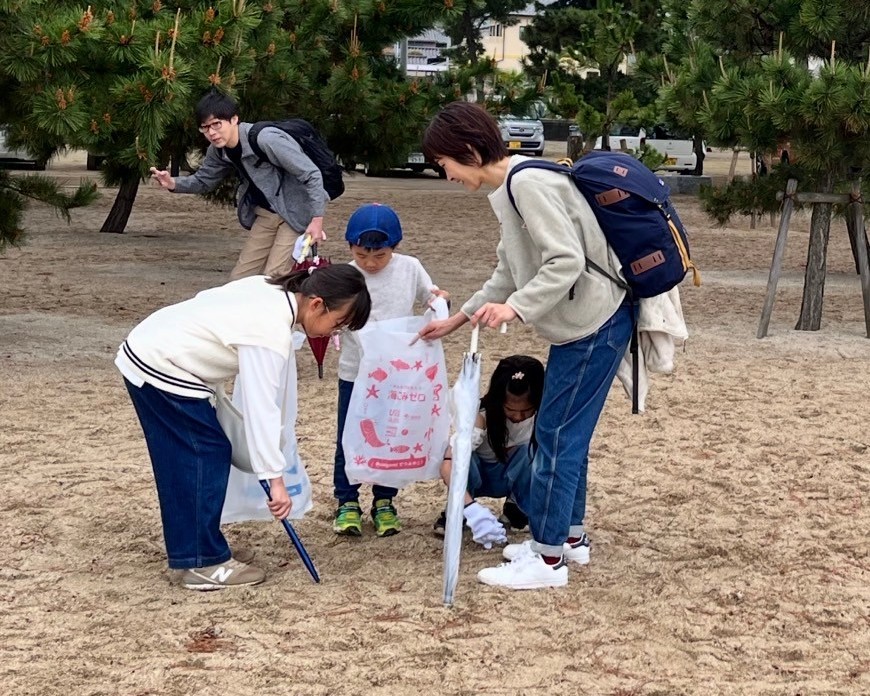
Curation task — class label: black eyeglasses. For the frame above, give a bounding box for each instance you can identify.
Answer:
[198,120,225,134]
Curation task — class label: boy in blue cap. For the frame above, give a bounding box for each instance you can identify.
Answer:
[332,203,449,537]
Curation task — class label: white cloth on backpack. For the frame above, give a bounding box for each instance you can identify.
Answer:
[615,287,688,412]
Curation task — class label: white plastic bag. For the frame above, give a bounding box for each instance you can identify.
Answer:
[217,331,313,523]
[220,448,312,523]
[342,313,450,488]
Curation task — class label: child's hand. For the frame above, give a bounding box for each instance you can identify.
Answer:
[463,501,507,549]
[431,288,450,301]
[266,477,292,520]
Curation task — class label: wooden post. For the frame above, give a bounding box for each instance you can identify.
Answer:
[847,181,870,337]
[567,134,583,162]
[727,148,739,183]
[796,173,835,331]
[749,153,757,229]
[758,178,799,337]
[845,181,870,275]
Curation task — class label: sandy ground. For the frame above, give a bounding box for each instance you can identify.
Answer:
[1,152,869,696]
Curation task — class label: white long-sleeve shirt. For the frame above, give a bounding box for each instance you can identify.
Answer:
[233,346,294,478]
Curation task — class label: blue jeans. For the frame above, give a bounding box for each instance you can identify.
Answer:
[124,379,233,570]
[467,447,532,515]
[529,302,634,557]
[333,379,398,505]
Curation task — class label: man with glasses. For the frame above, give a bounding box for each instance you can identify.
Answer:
[150,91,328,280]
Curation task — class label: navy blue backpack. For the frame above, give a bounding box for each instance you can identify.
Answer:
[506,151,701,413]
[506,151,700,299]
[248,119,345,201]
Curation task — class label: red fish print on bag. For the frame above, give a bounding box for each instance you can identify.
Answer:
[390,359,411,371]
[360,419,387,448]
[368,367,388,382]
[425,364,439,381]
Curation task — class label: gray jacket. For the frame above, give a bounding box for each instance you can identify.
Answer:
[172,122,328,231]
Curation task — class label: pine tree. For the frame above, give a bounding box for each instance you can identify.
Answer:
[0,0,99,249]
[0,0,458,234]
[522,0,662,150]
[441,0,527,67]
[681,0,870,330]
[0,171,99,252]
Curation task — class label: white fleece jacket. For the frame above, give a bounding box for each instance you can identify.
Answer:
[461,156,626,344]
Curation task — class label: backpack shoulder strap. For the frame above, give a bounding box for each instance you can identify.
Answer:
[506,159,630,294]
[505,160,572,216]
[247,122,271,164]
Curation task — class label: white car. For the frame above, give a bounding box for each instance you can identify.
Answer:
[645,125,697,173]
[594,124,697,173]
[363,152,445,178]
[594,124,646,153]
[499,116,545,156]
[0,130,46,170]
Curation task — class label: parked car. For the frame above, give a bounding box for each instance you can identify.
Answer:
[0,130,46,170]
[594,124,699,173]
[499,116,545,156]
[363,151,445,178]
[86,152,106,170]
[594,124,646,153]
[644,125,698,173]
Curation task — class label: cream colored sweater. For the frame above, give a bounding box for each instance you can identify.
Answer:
[461,156,626,344]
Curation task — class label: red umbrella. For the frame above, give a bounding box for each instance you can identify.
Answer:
[293,239,332,379]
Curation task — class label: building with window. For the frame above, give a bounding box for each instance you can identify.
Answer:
[481,1,606,77]
[480,1,556,73]
[384,29,452,78]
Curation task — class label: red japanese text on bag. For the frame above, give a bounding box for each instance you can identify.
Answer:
[343,315,450,488]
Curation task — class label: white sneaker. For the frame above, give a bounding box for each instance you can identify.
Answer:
[477,547,568,590]
[502,534,590,565]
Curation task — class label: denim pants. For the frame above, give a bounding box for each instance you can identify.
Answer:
[333,379,398,505]
[529,302,634,557]
[124,379,233,570]
[467,447,533,515]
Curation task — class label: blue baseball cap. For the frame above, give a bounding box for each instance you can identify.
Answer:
[345,203,403,248]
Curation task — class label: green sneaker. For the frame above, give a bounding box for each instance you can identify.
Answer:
[371,499,401,537]
[333,501,362,536]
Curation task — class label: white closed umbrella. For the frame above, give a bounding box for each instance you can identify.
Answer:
[442,326,482,607]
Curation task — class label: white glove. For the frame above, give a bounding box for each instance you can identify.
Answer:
[463,501,507,549]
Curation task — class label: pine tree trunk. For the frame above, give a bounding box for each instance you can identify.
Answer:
[464,8,478,67]
[100,174,140,234]
[170,145,182,177]
[795,173,834,331]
